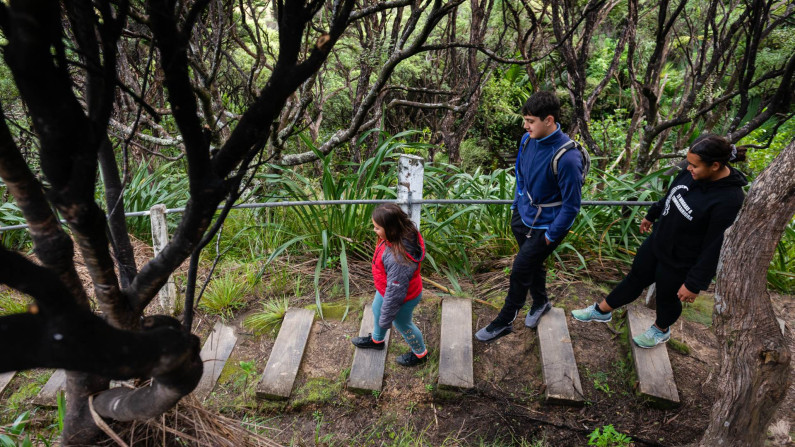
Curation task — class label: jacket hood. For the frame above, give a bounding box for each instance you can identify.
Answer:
[402,231,425,263]
[698,167,748,190]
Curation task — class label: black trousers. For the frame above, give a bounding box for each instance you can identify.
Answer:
[605,236,689,329]
[495,209,563,325]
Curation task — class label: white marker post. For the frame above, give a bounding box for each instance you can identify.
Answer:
[398,154,424,229]
[150,204,177,314]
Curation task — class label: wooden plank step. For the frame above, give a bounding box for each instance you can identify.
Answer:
[626,307,680,407]
[348,304,391,393]
[0,371,16,396]
[537,307,584,405]
[193,322,238,400]
[438,297,473,389]
[33,369,66,406]
[256,308,315,400]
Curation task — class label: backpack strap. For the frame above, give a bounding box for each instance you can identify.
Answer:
[551,140,591,181]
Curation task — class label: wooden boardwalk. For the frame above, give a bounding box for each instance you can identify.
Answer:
[194,322,238,400]
[0,371,15,396]
[348,304,390,393]
[626,307,680,407]
[256,308,315,400]
[537,307,584,404]
[33,369,66,406]
[438,298,473,389]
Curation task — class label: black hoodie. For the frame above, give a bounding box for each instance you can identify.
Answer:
[645,166,748,293]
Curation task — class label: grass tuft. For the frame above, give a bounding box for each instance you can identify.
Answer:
[243,298,289,335]
[199,272,250,319]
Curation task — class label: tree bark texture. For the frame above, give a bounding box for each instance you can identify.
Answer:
[698,138,794,446]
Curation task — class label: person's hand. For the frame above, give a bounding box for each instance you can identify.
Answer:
[677,284,698,303]
[545,236,551,245]
[640,218,653,234]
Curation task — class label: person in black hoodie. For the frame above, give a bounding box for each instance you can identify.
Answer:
[571,134,747,348]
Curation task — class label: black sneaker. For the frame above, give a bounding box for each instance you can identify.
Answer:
[474,321,513,342]
[396,351,427,367]
[351,333,385,350]
[524,301,551,328]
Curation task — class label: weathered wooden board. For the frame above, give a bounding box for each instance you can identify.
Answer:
[256,308,315,400]
[194,322,238,400]
[537,307,584,404]
[438,298,474,389]
[348,304,390,393]
[0,371,15,396]
[33,369,66,406]
[627,308,680,407]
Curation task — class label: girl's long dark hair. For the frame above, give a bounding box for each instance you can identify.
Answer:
[372,204,417,264]
[688,134,747,167]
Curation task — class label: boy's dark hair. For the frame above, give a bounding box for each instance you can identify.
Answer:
[521,91,560,123]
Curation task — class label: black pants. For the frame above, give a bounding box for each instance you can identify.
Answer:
[605,236,689,329]
[495,209,563,325]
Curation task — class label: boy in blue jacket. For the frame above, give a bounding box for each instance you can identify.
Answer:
[476,92,584,342]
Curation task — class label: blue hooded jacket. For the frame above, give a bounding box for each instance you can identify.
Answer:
[512,126,584,242]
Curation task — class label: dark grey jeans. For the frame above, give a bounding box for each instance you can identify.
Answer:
[494,209,563,325]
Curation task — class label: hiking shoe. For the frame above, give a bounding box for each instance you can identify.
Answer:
[524,301,552,328]
[396,351,428,367]
[571,303,612,323]
[475,321,513,342]
[351,333,385,350]
[632,325,671,348]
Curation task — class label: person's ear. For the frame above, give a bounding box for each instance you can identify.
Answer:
[544,115,555,127]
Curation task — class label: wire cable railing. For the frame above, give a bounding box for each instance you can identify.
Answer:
[0,199,656,232]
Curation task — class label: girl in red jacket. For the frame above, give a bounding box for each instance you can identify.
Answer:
[351,204,428,367]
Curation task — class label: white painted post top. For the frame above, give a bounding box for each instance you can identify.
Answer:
[398,154,424,229]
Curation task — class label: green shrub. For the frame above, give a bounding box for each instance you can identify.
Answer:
[587,425,632,447]
[459,138,493,172]
[198,272,249,319]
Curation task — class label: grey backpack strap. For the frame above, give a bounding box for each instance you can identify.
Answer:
[551,141,576,177]
[551,140,591,181]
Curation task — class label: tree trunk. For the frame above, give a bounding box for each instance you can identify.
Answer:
[698,138,794,446]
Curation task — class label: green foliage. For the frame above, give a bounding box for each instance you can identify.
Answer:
[0,412,33,447]
[242,298,289,335]
[0,201,31,250]
[459,138,493,172]
[107,161,189,239]
[0,292,28,316]
[198,271,250,319]
[257,130,431,318]
[559,167,674,272]
[587,425,632,447]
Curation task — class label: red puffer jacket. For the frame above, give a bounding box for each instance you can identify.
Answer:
[372,231,425,304]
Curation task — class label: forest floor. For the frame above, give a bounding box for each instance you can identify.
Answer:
[196,259,795,447]
[1,253,793,446]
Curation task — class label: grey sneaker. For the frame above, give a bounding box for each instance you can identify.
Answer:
[571,303,612,323]
[475,321,513,342]
[633,325,671,348]
[524,301,551,328]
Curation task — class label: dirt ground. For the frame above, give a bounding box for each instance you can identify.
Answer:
[2,248,792,446]
[199,266,795,447]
